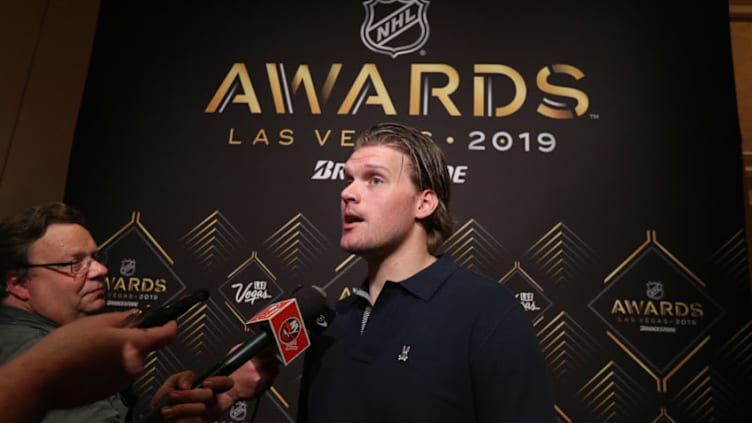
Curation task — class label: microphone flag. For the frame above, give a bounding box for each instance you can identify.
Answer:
[247,297,311,365]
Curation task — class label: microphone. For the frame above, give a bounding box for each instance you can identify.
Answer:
[192,284,327,381]
[134,285,328,423]
[122,288,210,328]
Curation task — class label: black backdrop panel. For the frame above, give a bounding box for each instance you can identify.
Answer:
[66,1,750,421]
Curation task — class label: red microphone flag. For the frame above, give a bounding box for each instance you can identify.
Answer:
[247,298,312,365]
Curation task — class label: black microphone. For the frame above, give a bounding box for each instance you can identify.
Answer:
[134,285,328,423]
[192,284,327,382]
[122,289,210,328]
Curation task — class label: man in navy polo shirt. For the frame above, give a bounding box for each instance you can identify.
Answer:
[298,123,555,422]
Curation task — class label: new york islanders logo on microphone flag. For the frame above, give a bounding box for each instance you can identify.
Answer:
[247,299,311,365]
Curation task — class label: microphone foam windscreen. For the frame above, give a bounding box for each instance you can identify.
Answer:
[292,285,328,324]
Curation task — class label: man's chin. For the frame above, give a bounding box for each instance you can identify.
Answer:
[340,240,363,255]
[341,242,382,260]
[85,299,106,314]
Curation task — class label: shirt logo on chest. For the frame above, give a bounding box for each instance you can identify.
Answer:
[397,345,411,362]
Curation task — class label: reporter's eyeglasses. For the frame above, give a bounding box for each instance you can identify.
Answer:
[21,250,108,276]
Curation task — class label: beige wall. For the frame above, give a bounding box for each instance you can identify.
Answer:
[0,0,100,217]
[736,17,752,154]
[1,1,751,219]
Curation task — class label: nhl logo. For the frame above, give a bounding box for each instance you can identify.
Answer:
[645,281,664,300]
[120,258,136,277]
[361,0,430,58]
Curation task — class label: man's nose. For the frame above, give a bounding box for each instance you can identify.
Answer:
[89,259,108,276]
[341,182,358,203]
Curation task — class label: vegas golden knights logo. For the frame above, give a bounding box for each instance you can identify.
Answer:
[361,0,430,58]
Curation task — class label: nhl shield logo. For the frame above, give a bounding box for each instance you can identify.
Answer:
[120,258,136,277]
[361,0,430,58]
[645,281,664,300]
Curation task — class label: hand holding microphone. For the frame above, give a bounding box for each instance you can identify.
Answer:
[215,344,280,411]
[136,285,328,423]
[148,369,234,422]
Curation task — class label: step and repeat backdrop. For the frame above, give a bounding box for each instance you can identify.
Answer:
[65,1,751,421]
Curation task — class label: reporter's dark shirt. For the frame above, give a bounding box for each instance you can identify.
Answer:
[0,305,127,423]
[298,255,556,423]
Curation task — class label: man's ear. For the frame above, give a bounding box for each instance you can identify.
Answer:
[416,189,439,220]
[6,275,30,301]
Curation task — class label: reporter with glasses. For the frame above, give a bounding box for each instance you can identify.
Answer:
[0,202,277,423]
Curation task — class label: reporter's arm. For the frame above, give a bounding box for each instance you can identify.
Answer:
[0,353,49,423]
[0,311,177,423]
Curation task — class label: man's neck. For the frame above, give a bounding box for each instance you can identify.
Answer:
[1,296,32,313]
[365,246,436,304]
[1,297,66,326]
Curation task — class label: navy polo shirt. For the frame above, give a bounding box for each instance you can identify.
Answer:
[298,254,555,423]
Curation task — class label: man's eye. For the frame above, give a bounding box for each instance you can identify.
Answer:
[371,177,383,185]
[70,259,85,274]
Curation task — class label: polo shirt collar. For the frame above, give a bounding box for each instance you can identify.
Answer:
[352,254,458,303]
[398,254,457,301]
